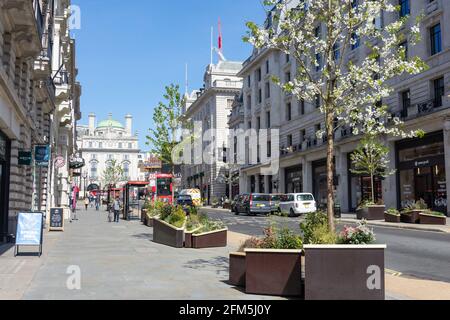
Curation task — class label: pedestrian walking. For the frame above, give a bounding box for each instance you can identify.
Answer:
[84,197,89,211]
[95,196,100,211]
[113,197,121,223]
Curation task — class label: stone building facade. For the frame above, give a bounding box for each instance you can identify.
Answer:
[181,61,243,204]
[237,0,450,216]
[0,0,81,242]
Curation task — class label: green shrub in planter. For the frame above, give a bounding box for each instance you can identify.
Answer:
[239,224,303,250]
[337,220,376,245]
[300,211,337,245]
[164,206,186,228]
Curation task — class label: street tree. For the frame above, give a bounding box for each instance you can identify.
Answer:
[101,159,125,189]
[350,135,395,204]
[244,0,427,231]
[146,84,186,201]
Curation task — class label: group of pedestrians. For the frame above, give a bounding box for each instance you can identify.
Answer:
[84,195,100,211]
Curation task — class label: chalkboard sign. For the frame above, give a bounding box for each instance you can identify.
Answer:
[15,212,44,257]
[49,207,64,231]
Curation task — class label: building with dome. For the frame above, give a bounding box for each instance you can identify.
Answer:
[76,113,143,196]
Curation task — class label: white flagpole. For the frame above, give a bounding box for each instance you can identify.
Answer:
[210,26,213,65]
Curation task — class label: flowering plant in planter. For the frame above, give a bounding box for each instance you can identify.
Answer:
[337,220,376,245]
[238,225,303,251]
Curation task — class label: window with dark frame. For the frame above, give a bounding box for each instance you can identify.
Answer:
[258,88,262,104]
[399,0,410,18]
[399,40,408,61]
[401,90,410,117]
[430,23,442,56]
[315,94,321,109]
[287,134,293,147]
[265,82,270,98]
[266,60,270,73]
[434,77,444,108]
[266,111,271,128]
[287,102,292,121]
[299,99,305,115]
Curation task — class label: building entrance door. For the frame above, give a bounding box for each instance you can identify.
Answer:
[415,167,433,209]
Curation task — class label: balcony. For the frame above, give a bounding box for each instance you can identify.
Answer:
[390,98,446,122]
[213,80,242,89]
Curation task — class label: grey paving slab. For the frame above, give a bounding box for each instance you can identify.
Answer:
[22,208,285,300]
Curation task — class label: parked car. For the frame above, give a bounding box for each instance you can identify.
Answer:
[176,195,194,213]
[231,195,241,213]
[270,194,284,214]
[279,193,317,217]
[235,193,272,216]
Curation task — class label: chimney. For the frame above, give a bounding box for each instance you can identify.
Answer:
[88,113,96,135]
[125,114,132,136]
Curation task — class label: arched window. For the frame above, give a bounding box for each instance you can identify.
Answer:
[123,162,130,180]
[90,161,98,179]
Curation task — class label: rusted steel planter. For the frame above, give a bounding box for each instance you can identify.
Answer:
[229,252,246,287]
[153,218,185,248]
[384,213,400,223]
[184,227,201,248]
[356,206,385,220]
[244,249,303,297]
[141,209,148,223]
[192,229,228,249]
[304,245,386,300]
[400,211,421,224]
[146,215,159,227]
[419,213,447,225]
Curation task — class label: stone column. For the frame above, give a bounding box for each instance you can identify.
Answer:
[303,161,312,194]
[444,118,450,216]
[255,174,260,193]
[382,139,398,210]
[335,148,349,213]
[279,168,286,194]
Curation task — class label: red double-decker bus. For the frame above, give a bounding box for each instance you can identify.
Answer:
[149,173,174,203]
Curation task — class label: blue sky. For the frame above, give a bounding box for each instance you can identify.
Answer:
[72,0,267,151]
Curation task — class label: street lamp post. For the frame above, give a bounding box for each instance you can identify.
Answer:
[83,171,88,199]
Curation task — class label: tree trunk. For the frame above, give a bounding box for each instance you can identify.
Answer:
[172,165,175,205]
[326,111,336,232]
[371,173,375,204]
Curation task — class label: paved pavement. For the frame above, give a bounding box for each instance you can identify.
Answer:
[1,207,283,300]
[201,207,450,283]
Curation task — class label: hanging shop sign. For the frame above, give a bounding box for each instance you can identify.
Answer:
[18,151,32,166]
[54,155,66,169]
[69,156,85,169]
[35,145,50,167]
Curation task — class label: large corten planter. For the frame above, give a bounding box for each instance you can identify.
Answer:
[245,249,303,297]
[419,213,447,225]
[356,206,385,220]
[141,209,147,223]
[153,218,185,248]
[184,227,201,248]
[192,229,228,249]
[384,213,401,223]
[400,211,421,224]
[229,252,246,287]
[223,203,231,210]
[304,245,386,300]
[146,215,159,227]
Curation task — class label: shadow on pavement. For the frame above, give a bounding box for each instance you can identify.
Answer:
[132,233,153,240]
[183,256,229,274]
[0,243,14,256]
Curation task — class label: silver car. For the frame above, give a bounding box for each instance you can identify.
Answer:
[235,193,272,216]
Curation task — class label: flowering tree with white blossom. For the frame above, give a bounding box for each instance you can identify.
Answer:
[244,0,427,231]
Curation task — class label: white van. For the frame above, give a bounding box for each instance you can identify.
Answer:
[279,193,317,217]
[179,189,202,207]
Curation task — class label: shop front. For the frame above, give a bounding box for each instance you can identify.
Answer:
[0,130,11,242]
[396,131,447,214]
[348,154,383,211]
[285,165,303,194]
[312,159,328,206]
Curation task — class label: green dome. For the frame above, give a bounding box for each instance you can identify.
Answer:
[97,119,124,129]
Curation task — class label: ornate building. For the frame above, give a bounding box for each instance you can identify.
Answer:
[0,0,81,242]
[76,113,141,196]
